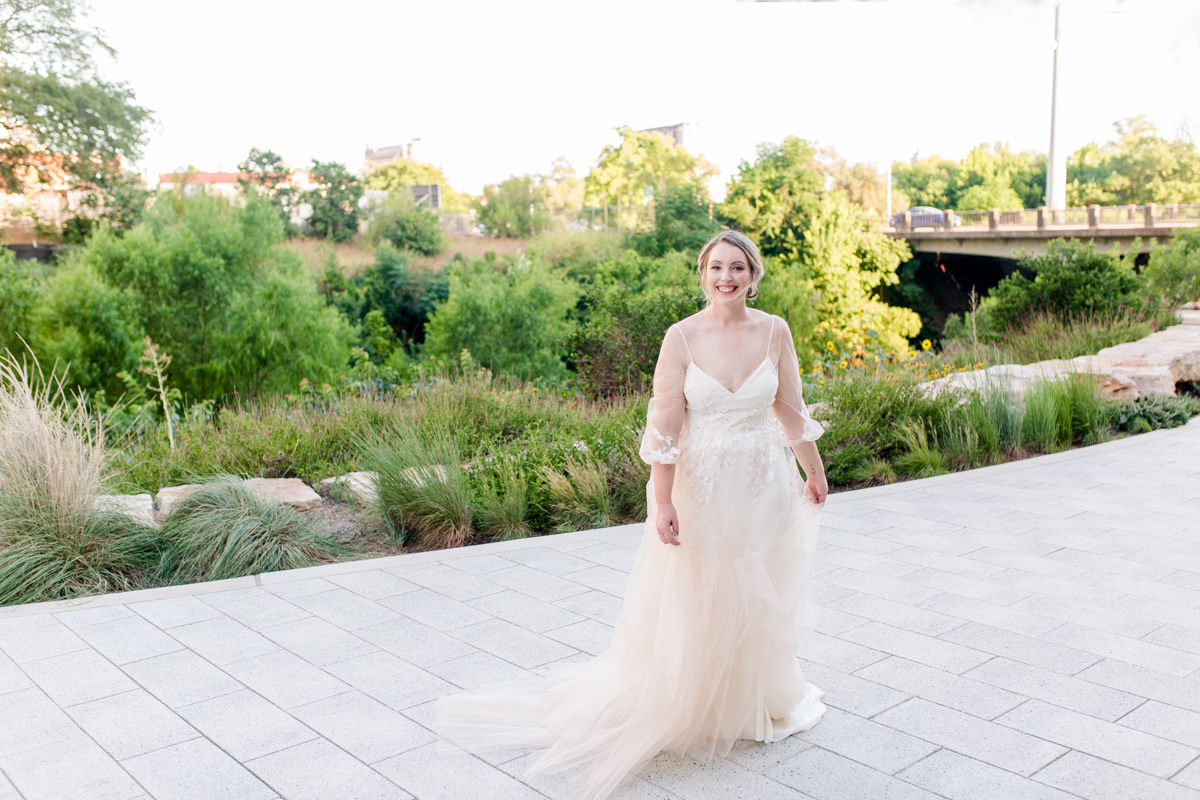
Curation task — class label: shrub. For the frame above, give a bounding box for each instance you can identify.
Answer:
[1111,395,1200,433]
[1020,375,1110,453]
[157,480,341,583]
[359,428,473,549]
[542,457,617,532]
[892,421,948,478]
[475,460,532,540]
[365,192,446,256]
[1143,227,1200,308]
[0,354,160,605]
[988,239,1142,332]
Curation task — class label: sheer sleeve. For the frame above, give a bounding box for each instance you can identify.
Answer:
[771,317,825,445]
[639,324,689,465]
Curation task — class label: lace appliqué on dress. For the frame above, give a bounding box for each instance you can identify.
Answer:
[683,407,787,506]
[640,426,681,465]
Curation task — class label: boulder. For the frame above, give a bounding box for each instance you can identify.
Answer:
[155,484,203,522]
[95,494,157,528]
[243,478,323,512]
[317,471,378,506]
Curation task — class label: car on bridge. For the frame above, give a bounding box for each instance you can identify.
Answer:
[890,207,960,229]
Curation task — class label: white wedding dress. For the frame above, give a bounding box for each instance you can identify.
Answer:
[435,312,827,799]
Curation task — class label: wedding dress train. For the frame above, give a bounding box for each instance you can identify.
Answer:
[435,313,827,799]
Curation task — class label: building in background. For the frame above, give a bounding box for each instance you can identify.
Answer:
[639,123,690,148]
[363,140,420,171]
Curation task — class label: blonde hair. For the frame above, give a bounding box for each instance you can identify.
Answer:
[696,230,765,302]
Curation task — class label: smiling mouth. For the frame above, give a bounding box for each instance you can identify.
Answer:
[716,286,737,294]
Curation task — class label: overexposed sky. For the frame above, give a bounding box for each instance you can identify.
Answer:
[88,0,1200,198]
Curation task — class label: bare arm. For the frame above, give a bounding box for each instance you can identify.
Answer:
[651,463,680,545]
[792,440,828,504]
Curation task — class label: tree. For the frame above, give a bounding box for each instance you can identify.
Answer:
[584,126,716,231]
[365,157,471,213]
[540,157,584,226]
[891,154,961,209]
[475,175,549,238]
[1068,117,1200,206]
[0,0,151,220]
[424,257,579,378]
[0,248,37,356]
[1143,228,1200,308]
[304,160,363,242]
[719,137,822,260]
[627,182,720,258]
[238,148,299,235]
[365,192,445,256]
[815,146,890,222]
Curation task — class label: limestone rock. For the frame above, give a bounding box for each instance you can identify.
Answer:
[318,471,378,506]
[155,484,202,522]
[95,494,157,528]
[243,478,323,512]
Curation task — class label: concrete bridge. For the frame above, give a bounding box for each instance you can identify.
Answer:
[888,204,1200,258]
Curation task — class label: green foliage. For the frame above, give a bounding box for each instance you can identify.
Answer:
[157,480,341,584]
[365,192,446,256]
[365,157,471,213]
[476,175,549,238]
[1068,117,1200,206]
[304,160,363,242]
[0,249,38,356]
[988,239,1142,332]
[1143,228,1200,308]
[542,458,617,532]
[1111,395,1200,433]
[892,155,961,210]
[238,148,299,236]
[626,182,720,258]
[570,286,703,399]
[719,137,822,260]
[358,429,473,549]
[892,144,1045,211]
[957,180,1023,212]
[424,256,579,379]
[475,460,531,540]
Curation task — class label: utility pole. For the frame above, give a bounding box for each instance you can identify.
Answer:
[885,161,892,222]
[1046,2,1067,212]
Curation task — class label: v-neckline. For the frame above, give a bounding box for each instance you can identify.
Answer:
[688,357,773,396]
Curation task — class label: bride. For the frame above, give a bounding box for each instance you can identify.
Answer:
[435,230,829,799]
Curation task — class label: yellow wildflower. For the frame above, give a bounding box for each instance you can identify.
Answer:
[921,339,932,350]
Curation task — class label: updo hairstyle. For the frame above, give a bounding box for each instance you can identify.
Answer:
[696,230,765,302]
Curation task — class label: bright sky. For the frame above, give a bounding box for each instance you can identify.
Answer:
[89,0,1200,199]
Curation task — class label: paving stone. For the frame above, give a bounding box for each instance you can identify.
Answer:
[828,593,964,637]
[0,621,87,664]
[261,578,340,600]
[854,657,1024,719]
[938,623,1100,675]
[721,733,814,773]
[813,605,870,637]
[466,589,586,633]
[71,614,185,665]
[998,698,1197,778]
[1118,700,1200,749]
[259,616,378,666]
[451,618,577,669]
[565,564,631,597]
[544,619,614,655]
[323,651,456,711]
[423,651,532,690]
[571,542,639,572]
[443,553,516,575]
[818,568,943,605]
[22,648,138,707]
[1032,750,1199,800]
[396,563,505,602]
[0,688,82,759]
[765,745,943,800]
[796,660,910,718]
[120,650,243,709]
[1176,758,1200,792]
[499,546,595,576]
[917,593,1061,638]
[221,650,350,710]
[800,632,888,673]
[164,616,280,666]
[1044,547,1177,580]
[819,528,902,555]
[286,588,400,631]
[52,605,134,630]
[963,657,1145,721]
[379,587,492,631]
[797,706,937,774]
[129,596,224,629]
[213,592,312,631]
[896,749,1077,800]
[960,547,1090,580]
[816,545,920,579]
[485,564,593,603]
[841,623,991,674]
[355,618,476,667]
[374,742,544,800]
[885,546,1005,580]
[249,738,409,799]
[326,569,421,600]
[173,688,316,762]
[498,751,680,800]
[290,689,434,763]
[122,737,277,800]
[0,734,143,800]
[899,568,1033,606]
[875,698,1067,776]
[1141,623,1200,657]
[553,589,626,626]
[1012,593,1163,639]
[1078,658,1200,714]
[636,749,809,800]
[0,651,32,696]
[66,689,198,760]
[1041,622,1200,677]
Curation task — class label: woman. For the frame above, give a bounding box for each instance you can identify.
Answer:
[435,230,829,799]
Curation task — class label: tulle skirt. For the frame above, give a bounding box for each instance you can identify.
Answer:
[435,446,826,799]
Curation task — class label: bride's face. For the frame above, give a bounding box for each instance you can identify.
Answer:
[705,241,752,304]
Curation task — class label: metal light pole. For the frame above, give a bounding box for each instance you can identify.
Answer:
[885,161,892,222]
[1046,2,1067,211]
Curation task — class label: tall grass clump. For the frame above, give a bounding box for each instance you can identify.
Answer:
[0,353,160,605]
[1021,375,1110,453]
[892,421,948,478]
[157,480,341,583]
[475,460,531,540]
[358,429,473,549]
[542,457,617,532]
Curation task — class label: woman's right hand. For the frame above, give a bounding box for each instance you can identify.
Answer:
[656,502,681,546]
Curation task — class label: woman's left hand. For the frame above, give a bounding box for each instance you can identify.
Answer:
[804,473,828,505]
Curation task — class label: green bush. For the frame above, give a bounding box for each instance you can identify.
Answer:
[1143,227,1200,308]
[157,480,341,583]
[1111,395,1200,433]
[988,239,1142,332]
[365,193,446,256]
[0,249,37,357]
[542,457,618,532]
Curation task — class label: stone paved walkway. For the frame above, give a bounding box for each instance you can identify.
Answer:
[3,420,1200,800]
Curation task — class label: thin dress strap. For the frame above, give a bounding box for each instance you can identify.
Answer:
[674,324,694,364]
[766,315,774,354]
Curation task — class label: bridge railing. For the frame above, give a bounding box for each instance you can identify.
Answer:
[892,203,1200,232]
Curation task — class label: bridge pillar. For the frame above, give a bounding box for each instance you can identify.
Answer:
[944,209,955,231]
[901,210,911,232]
[1087,204,1100,228]
[1037,206,1047,230]
[987,209,999,230]
[1145,203,1157,227]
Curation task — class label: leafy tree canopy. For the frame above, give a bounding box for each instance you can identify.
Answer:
[305,160,363,242]
[1068,116,1200,206]
[719,137,822,260]
[365,157,471,213]
[238,148,299,236]
[892,144,1044,211]
[475,175,549,238]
